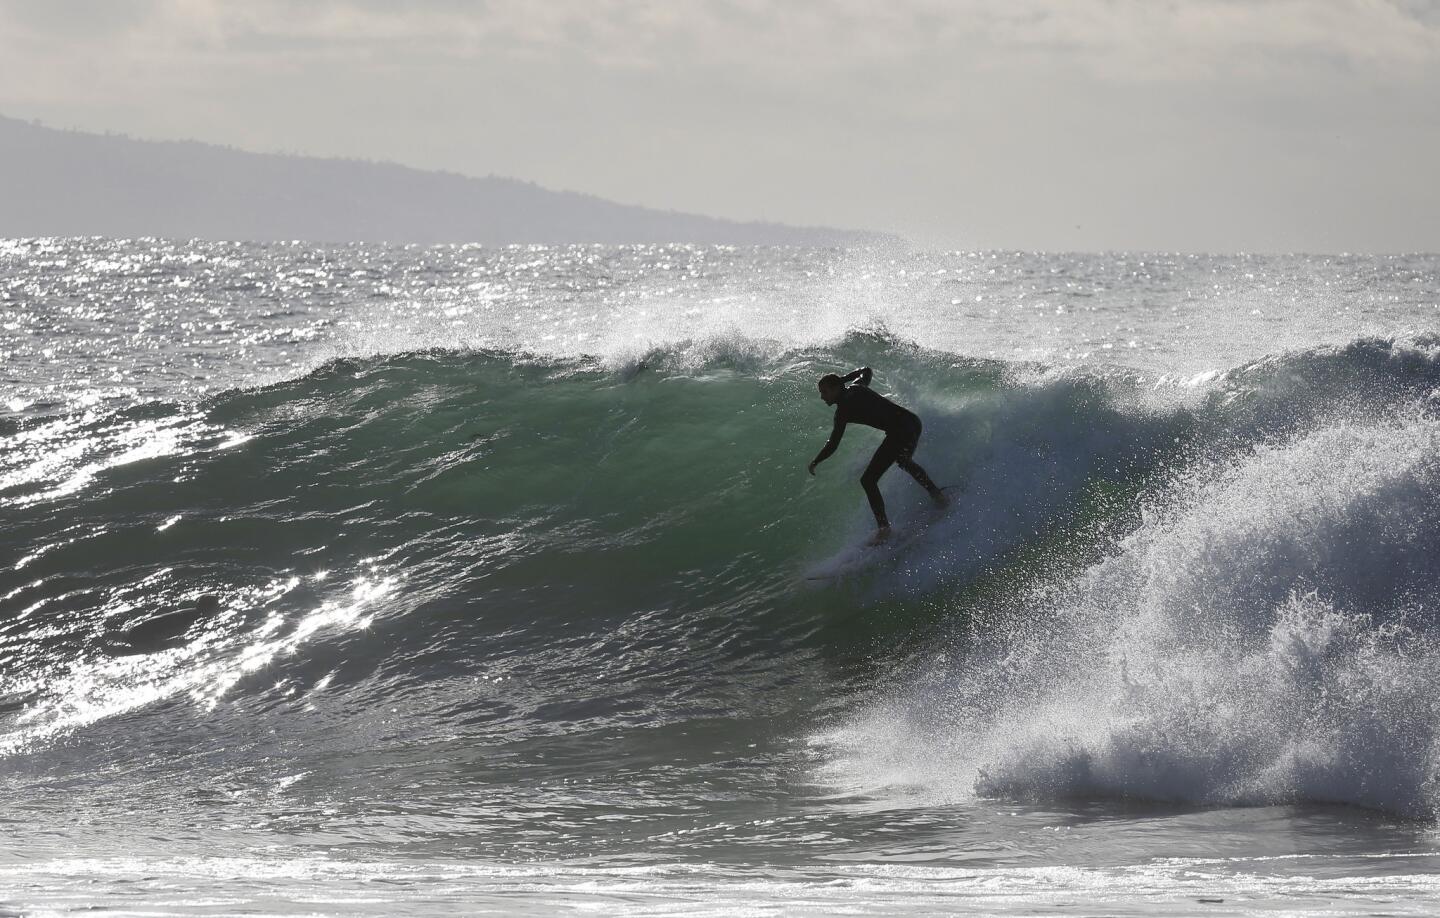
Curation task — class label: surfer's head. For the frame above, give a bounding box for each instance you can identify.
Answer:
[817,374,844,405]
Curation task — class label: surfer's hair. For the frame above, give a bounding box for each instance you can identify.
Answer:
[818,374,843,389]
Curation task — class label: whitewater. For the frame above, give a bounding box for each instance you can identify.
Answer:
[3,239,1440,915]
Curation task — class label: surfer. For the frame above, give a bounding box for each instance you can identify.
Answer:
[808,367,947,542]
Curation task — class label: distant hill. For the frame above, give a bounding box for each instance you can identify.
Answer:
[0,116,886,246]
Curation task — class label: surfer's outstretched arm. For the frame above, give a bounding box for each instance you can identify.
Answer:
[842,366,873,387]
[808,417,846,475]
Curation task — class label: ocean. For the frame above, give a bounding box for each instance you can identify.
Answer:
[3,238,1440,915]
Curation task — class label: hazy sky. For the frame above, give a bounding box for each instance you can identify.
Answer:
[3,0,1438,252]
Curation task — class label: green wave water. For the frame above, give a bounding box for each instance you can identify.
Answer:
[7,334,1437,742]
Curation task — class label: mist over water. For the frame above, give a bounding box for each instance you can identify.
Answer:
[3,240,1440,915]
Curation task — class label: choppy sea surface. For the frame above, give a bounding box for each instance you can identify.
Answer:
[3,239,1440,915]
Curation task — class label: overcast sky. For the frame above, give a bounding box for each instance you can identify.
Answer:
[2,0,1438,252]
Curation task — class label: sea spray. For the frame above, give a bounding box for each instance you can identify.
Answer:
[826,409,1440,818]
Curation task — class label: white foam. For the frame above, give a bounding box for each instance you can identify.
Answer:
[825,407,1440,819]
[5,854,1440,916]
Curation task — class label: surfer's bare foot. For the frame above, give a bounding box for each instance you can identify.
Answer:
[868,526,892,545]
[931,489,951,508]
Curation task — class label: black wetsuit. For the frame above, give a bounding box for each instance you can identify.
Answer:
[816,385,922,469]
[812,370,941,528]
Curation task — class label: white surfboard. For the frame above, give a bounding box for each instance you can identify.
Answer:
[803,485,961,582]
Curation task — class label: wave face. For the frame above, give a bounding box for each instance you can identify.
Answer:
[2,339,1148,750]
[5,243,1440,887]
[7,333,1440,815]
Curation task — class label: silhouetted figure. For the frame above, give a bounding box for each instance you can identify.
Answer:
[116,593,222,654]
[808,367,947,542]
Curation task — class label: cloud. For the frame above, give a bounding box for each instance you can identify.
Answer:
[0,0,161,38]
[6,0,1438,83]
[365,0,1440,84]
